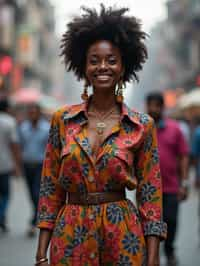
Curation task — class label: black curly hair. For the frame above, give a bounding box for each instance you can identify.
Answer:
[60,4,148,83]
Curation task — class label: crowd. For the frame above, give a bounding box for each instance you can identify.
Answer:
[0,98,50,237]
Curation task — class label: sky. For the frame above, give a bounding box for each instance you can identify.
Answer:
[50,0,167,35]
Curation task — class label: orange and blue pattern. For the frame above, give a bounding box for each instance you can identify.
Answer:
[37,101,167,265]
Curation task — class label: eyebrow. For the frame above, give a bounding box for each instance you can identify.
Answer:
[88,53,117,57]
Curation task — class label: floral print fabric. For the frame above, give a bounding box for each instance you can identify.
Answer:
[37,101,167,265]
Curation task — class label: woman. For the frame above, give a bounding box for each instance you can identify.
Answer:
[35,5,167,266]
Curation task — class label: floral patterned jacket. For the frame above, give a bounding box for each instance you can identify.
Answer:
[37,101,167,265]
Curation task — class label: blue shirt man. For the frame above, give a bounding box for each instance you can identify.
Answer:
[19,118,49,163]
[18,103,49,236]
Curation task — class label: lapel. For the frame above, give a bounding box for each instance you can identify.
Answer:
[95,103,145,164]
[63,102,95,165]
[62,101,145,166]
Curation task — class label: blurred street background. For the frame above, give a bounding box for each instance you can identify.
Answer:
[0,0,200,265]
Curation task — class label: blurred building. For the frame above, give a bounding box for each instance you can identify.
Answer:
[0,0,57,95]
[152,0,200,91]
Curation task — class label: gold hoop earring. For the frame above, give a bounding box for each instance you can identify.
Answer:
[116,79,124,103]
[81,82,89,101]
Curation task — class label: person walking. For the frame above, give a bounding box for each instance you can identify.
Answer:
[35,5,167,266]
[191,117,200,246]
[18,103,49,237]
[0,98,21,232]
[146,92,189,266]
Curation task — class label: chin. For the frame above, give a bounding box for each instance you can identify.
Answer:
[93,82,116,91]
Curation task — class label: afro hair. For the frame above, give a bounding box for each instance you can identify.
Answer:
[60,4,148,83]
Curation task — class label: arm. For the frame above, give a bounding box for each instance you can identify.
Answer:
[35,111,66,263]
[36,229,52,263]
[10,142,22,176]
[9,120,22,176]
[134,116,167,266]
[191,129,200,188]
[176,127,190,200]
[178,155,189,201]
[146,236,160,266]
[178,155,189,182]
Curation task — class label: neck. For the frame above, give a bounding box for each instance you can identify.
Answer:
[90,91,118,112]
[31,120,39,127]
[154,116,163,125]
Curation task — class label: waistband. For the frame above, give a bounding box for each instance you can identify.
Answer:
[66,191,126,205]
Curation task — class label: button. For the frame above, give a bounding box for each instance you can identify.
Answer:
[89,214,94,220]
[90,252,96,259]
[88,176,94,182]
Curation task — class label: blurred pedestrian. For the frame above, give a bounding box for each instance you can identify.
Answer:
[18,103,49,237]
[35,5,167,266]
[146,92,189,266]
[0,98,21,232]
[191,116,200,189]
[178,117,191,147]
[191,116,200,245]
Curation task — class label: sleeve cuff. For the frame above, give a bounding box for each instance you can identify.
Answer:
[143,221,167,240]
[37,221,55,230]
[36,213,57,230]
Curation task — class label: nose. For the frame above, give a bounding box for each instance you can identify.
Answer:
[99,60,107,70]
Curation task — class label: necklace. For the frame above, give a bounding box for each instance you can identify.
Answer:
[88,106,118,135]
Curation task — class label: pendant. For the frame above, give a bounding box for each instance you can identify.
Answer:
[96,122,106,135]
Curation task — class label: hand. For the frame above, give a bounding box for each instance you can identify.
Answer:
[13,165,22,178]
[147,258,160,266]
[35,262,49,266]
[35,260,49,266]
[177,186,188,201]
[35,255,49,266]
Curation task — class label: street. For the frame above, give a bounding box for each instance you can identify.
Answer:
[0,178,199,266]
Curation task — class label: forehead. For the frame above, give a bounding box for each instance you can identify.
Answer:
[87,40,121,56]
[28,106,40,112]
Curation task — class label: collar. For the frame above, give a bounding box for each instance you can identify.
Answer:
[63,98,142,127]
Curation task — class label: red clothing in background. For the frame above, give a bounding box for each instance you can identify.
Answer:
[156,118,189,194]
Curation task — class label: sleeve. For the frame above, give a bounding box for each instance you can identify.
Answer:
[134,117,167,240]
[191,129,200,157]
[176,125,189,156]
[8,118,19,143]
[37,111,66,230]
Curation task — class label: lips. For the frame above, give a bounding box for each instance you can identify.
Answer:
[94,74,112,81]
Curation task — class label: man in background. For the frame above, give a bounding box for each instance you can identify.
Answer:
[146,92,189,266]
[0,98,21,232]
[191,117,200,246]
[18,103,49,237]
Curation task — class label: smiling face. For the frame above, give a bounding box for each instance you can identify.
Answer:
[85,40,124,93]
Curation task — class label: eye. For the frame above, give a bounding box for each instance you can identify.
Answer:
[108,57,117,65]
[89,57,98,65]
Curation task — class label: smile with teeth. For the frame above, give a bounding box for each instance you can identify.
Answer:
[95,74,112,81]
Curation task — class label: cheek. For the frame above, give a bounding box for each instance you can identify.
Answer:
[114,67,123,80]
[85,66,94,81]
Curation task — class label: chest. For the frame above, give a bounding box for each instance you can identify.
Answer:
[157,127,178,152]
[86,114,120,157]
[21,127,47,145]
